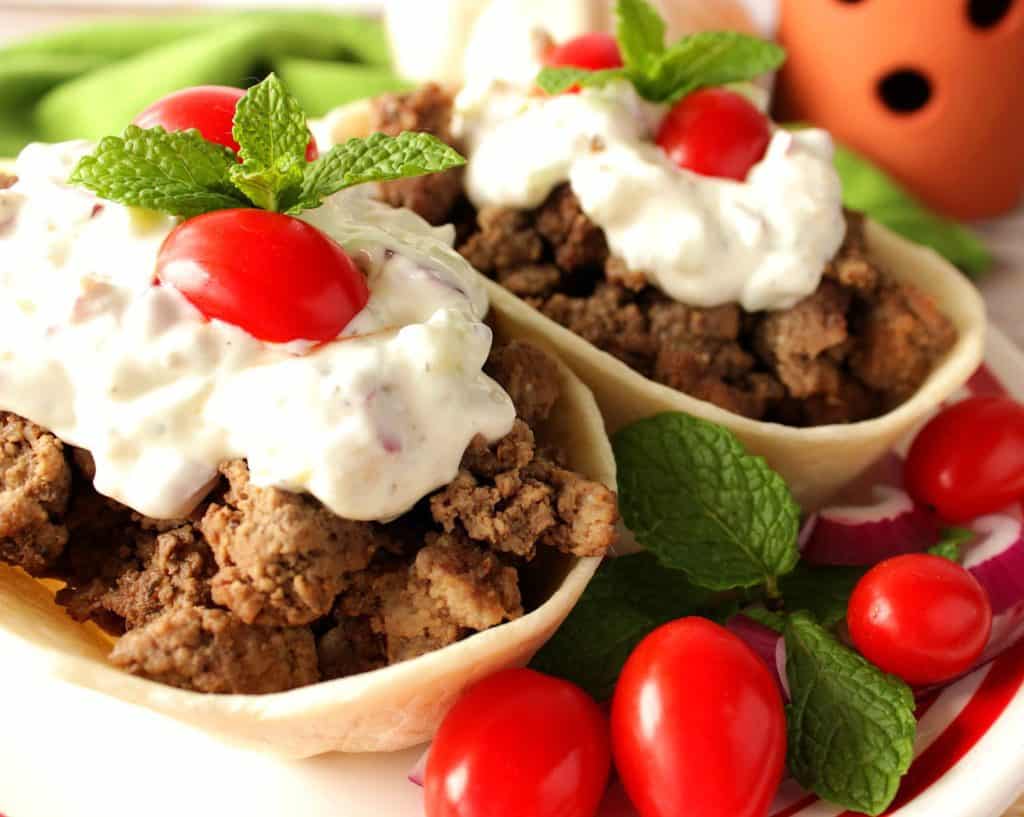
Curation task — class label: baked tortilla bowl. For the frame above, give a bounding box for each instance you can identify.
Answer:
[315,100,987,511]
[0,311,615,758]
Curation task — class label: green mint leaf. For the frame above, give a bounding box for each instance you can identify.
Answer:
[642,31,786,103]
[785,613,916,816]
[929,527,974,562]
[613,413,800,591]
[616,0,666,73]
[535,66,629,96]
[741,605,786,633]
[779,563,867,628]
[833,143,992,278]
[69,125,247,218]
[291,131,466,214]
[229,73,309,212]
[531,553,714,700]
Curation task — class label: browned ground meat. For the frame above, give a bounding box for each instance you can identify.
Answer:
[109,606,320,694]
[0,342,617,694]
[200,460,383,627]
[0,413,72,575]
[371,87,958,426]
[370,84,466,225]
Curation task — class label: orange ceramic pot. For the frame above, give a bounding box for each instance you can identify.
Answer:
[775,0,1024,220]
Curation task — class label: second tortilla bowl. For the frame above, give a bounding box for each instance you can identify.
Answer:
[314,101,987,512]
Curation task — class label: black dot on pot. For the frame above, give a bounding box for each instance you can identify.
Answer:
[877,70,933,114]
[836,0,865,4]
[968,0,1014,27]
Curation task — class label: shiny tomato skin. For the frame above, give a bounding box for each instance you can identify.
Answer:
[655,88,772,181]
[611,618,786,817]
[545,32,624,71]
[905,396,1024,523]
[134,85,318,160]
[848,554,992,686]
[424,668,611,817]
[156,210,368,344]
[544,33,624,93]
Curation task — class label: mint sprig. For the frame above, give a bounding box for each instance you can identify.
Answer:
[293,131,466,214]
[536,0,785,103]
[229,73,310,212]
[69,125,248,218]
[613,413,800,591]
[70,73,466,220]
[785,613,917,815]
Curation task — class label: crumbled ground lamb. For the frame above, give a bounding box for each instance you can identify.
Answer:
[0,342,617,694]
[0,413,72,575]
[370,87,958,426]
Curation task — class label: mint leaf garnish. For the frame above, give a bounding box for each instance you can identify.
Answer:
[229,73,309,212]
[536,0,785,105]
[531,552,718,699]
[292,131,465,213]
[741,605,787,633]
[616,0,666,73]
[613,413,800,591]
[70,75,467,221]
[69,125,248,218]
[779,563,866,628]
[535,67,628,95]
[785,613,916,816]
[929,526,974,562]
[646,31,786,103]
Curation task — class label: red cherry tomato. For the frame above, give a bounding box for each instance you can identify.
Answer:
[655,88,772,181]
[544,33,624,93]
[906,396,1024,523]
[849,554,993,685]
[134,85,318,160]
[424,668,610,817]
[611,618,786,817]
[156,210,368,344]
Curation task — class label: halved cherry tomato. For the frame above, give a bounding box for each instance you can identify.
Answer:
[905,396,1024,523]
[611,618,786,817]
[544,32,624,93]
[655,88,771,181]
[134,85,318,160]
[848,554,992,686]
[424,668,611,817]
[156,209,368,344]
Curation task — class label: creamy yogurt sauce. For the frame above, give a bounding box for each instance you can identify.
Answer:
[0,141,515,522]
[453,77,846,313]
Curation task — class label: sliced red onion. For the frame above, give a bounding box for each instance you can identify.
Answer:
[963,514,1024,616]
[727,615,789,700]
[800,486,940,566]
[408,746,430,788]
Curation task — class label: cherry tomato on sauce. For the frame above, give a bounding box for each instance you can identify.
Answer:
[905,396,1024,523]
[544,32,624,93]
[656,88,771,181]
[611,618,786,817]
[156,209,368,344]
[424,668,610,817]
[134,85,318,160]
[848,554,992,686]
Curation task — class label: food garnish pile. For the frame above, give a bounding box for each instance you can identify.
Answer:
[370,0,956,427]
[0,75,619,692]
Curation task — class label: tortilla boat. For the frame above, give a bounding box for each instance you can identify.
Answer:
[316,99,986,511]
[0,324,614,758]
[0,150,616,758]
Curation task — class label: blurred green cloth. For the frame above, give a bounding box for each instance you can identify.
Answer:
[0,11,411,156]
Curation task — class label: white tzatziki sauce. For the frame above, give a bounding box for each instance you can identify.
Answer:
[0,141,515,522]
[453,80,847,313]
